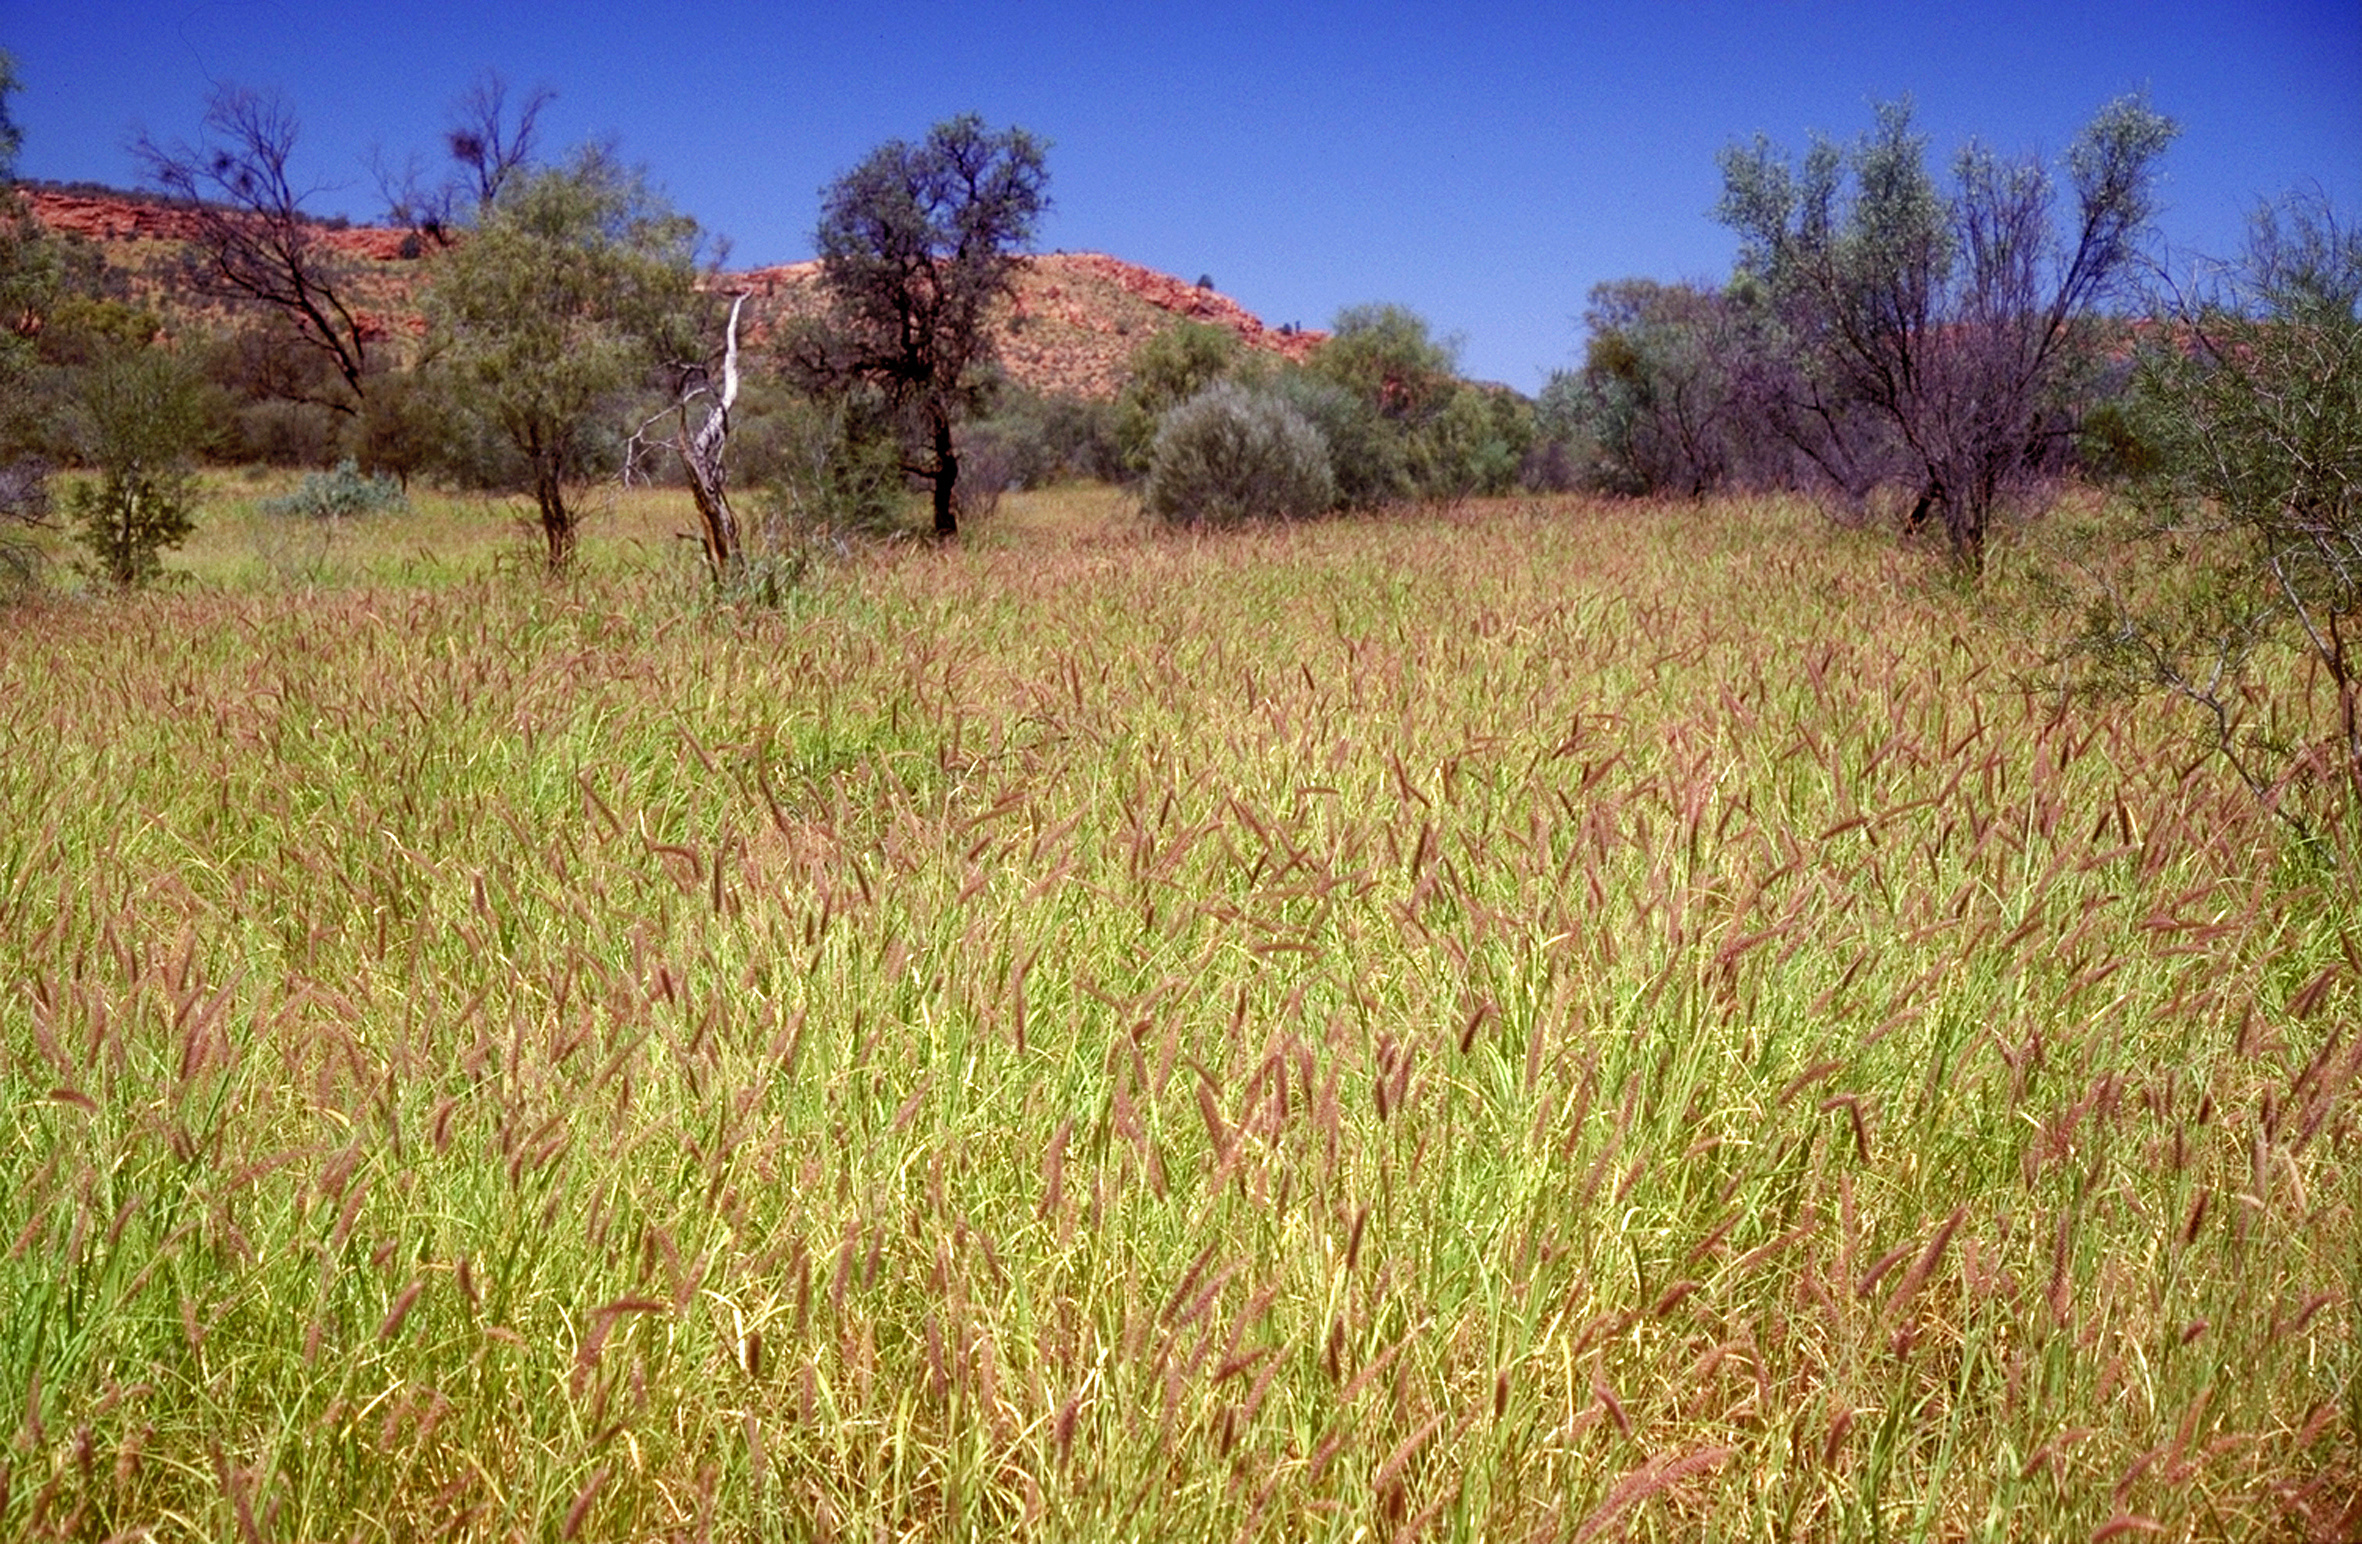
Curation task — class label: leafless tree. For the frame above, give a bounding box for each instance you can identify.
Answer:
[134,86,371,413]
[629,292,750,582]
[376,72,554,246]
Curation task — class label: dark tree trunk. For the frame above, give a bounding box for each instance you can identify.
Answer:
[931,411,959,539]
[534,463,573,571]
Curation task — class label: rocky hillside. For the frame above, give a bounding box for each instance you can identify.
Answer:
[23,184,1324,399]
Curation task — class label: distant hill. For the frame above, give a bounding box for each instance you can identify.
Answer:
[21,183,1325,400]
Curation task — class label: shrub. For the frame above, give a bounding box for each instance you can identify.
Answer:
[963,386,1126,488]
[747,388,912,538]
[1116,322,1244,475]
[2052,193,2362,833]
[61,348,209,587]
[1144,381,1334,526]
[1262,370,1404,510]
[259,458,410,522]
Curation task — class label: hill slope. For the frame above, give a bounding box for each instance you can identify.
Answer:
[23,185,1324,399]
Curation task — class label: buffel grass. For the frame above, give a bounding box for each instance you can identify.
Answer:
[1,488,2355,1540]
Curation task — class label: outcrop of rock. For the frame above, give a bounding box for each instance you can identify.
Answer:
[23,184,1324,400]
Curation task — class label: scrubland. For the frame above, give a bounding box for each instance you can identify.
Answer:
[1,486,2355,1540]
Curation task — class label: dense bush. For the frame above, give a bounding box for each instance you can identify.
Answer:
[1115,321,1244,475]
[961,385,1126,490]
[1144,381,1334,526]
[1261,370,1404,510]
[741,386,911,537]
[60,347,210,587]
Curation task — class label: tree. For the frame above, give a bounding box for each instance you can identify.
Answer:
[377,71,554,247]
[426,147,703,569]
[61,346,211,587]
[135,86,374,414]
[806,115,1050,538]
[1304,303,1488,504]
[2066,194,2362,827]
[1573,279,1746,496]
[1717,95,2178,567]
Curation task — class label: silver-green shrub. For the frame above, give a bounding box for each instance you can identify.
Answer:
[259,459,410,522]
[1144,381,1335,527]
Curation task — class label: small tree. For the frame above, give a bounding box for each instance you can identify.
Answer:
[1573,279,1747,497]
[2067,195,2362,825]
[425,147,702,569]
[1145,381,1334,527]
[61,347,210,587]
[135,86,374,415]
[805,115,1050,538]
[1717,95,2178,567]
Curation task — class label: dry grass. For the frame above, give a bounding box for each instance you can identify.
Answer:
[0,483,2355,1540]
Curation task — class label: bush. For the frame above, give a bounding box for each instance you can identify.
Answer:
[1144,381,1334,527]
[962,386,1126,489]
[2056,193,2362,828]
[259,458,410,522]
[746,388,912,538]
[1262,371,1404,510]
[1116,322,1244,475]
[61,348,209,587]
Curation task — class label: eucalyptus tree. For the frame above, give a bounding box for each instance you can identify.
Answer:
[1717,95,2178,567]
[425,147,703,569]
[803,115,1050,538]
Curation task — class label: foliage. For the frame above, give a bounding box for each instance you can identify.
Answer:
[962,384,1126,493]
[1413,381,1532,502]
[805,114,1050,538]
[1144,379,1335,525]
[1567,279,1748,496]
[2062,193,2362,824]
[0,49,57,589]
[1259,369,1403,510]
[1717,95,2178,566]
[59,347,211,586]
[743,383,913,537]
[259,457,411,522]
[1114,320,1243,475]
[1308,302,1459,425]
[347,365,452,489]
[425,146,704,569]
[1299,304,1525,504]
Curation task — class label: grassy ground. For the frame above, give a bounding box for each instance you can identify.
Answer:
[1,483,2355,1540]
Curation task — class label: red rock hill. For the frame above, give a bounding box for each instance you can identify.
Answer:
[23,185,1324,400]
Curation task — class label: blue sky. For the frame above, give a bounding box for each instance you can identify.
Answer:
[6,2,2357,389]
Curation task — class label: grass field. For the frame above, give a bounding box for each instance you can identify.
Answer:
[1,482,2355,1540]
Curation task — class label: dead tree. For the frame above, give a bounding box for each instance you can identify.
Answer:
[631,292,750,583]
[376,71,554,247]
[135,86,371,413]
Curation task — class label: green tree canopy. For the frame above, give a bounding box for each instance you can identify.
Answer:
[805,115,1050,538]
[425,146,703,568]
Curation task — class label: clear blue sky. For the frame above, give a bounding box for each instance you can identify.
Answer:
[6,1,2357,390]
